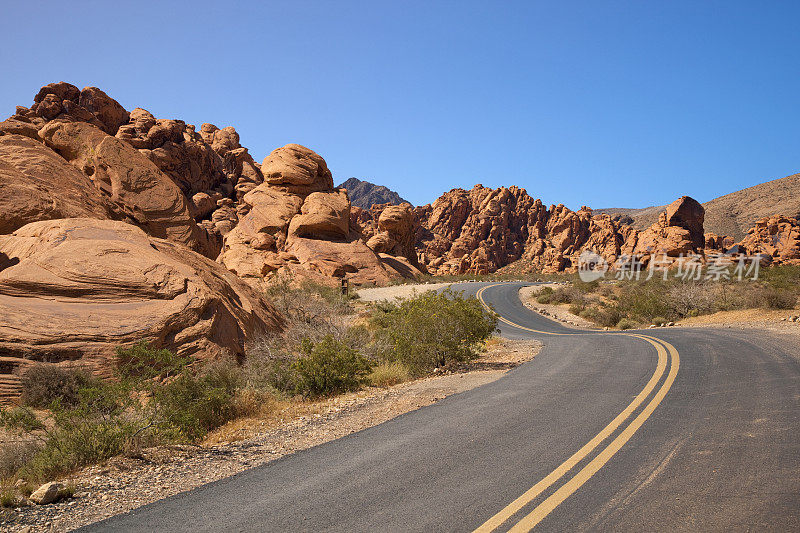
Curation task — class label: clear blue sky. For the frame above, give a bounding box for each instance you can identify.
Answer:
[2,1,798,209]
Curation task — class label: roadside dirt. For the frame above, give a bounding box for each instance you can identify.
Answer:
[1,337,540,532]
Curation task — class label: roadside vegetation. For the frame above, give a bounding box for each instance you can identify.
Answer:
[531,265,800,329]
[0,277,497,498]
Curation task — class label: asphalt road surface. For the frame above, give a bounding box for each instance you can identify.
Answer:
[82,282,800,532]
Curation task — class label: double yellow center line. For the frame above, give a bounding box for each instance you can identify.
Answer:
[473,285,680,531]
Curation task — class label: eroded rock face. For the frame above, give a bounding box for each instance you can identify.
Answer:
[38,121,215,256]
[629,196,706,259]
[0,133,119,234]
[116,111,227,196]
[0,219,281,401]
[220,144,417,285]
[15,82,129,136]
[739,215,800,265]
[413,186,713,275]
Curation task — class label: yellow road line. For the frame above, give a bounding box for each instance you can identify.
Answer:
[473,284,680,532]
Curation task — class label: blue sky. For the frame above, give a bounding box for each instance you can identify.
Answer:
[2,1,798,208]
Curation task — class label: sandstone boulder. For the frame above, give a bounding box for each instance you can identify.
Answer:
[632,197,706,258]
[0,219,281,401]
[261,144,334,196]
[29,482,63,505]
[288,190,350,240]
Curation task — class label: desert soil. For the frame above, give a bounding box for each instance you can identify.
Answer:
[1,337,540,532]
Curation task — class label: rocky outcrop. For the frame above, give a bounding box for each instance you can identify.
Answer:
[116,109,227,196]
[261,143,334,196]
[413,186,716,275]
[220,144,419,285]
[738,215,800,265]
[358,203,421,270]
[12,82,129,135]
[38,120,216,256]
[339,177,409,209]
[0,132,119,234]
[0,218,281,401]
[627,196,706,259]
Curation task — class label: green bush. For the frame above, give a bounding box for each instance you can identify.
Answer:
[292,336,372,397]
[152,365,240,441]
[616,318,637,330]
[19,365,98,408]
[371,289,497,374]
[17,380,143,482]
[116,341,190,382]
[651,316,668,326]
[578,305,622,328]
[760,265,800,290]
[536,286,554,304]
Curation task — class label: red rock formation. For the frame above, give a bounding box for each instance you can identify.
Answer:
[0,132,120,233]
[412,187,717,275]
[0,218,281,401]
[628,196,706,260]
[360,203,422,270]
[704,233,735,251]
[220,144,420,286]
[738,215,800,265]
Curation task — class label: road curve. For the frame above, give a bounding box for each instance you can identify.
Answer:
[81,282,800,532]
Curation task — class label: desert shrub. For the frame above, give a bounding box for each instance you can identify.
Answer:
[116,341,191,383]
[575,280,600,293]
[19,365,98,408]
[0,489,20,508]
[0,440,41,479]
[616,281,675,322]
[371,289,497,374]
[260,274,354,353]
[152,365,241,441]
[760,264,800,290]
[616,318,637,330]
[0,407,44,433]
[757,286,797,309]
[651,316,668,326]
[536,286,554,304]
[367,361,411,387]
[17,380,144,482]
[550,287,584,305]
[292,336,372,397]
[578,304,622,328]
[568,302,586,315]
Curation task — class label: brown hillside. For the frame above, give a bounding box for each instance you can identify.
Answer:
[598,173,800,240]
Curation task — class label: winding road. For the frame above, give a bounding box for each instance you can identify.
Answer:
[82,282,800,532]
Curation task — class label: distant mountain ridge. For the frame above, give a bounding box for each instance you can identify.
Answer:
[596,172,800,240]
[339,177,409,209]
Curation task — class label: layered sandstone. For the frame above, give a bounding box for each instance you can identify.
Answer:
[0,219,281,401]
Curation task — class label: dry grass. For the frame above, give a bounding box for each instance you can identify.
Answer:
[367,362,411,388]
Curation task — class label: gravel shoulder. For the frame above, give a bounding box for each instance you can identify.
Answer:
[1,337,540,532]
